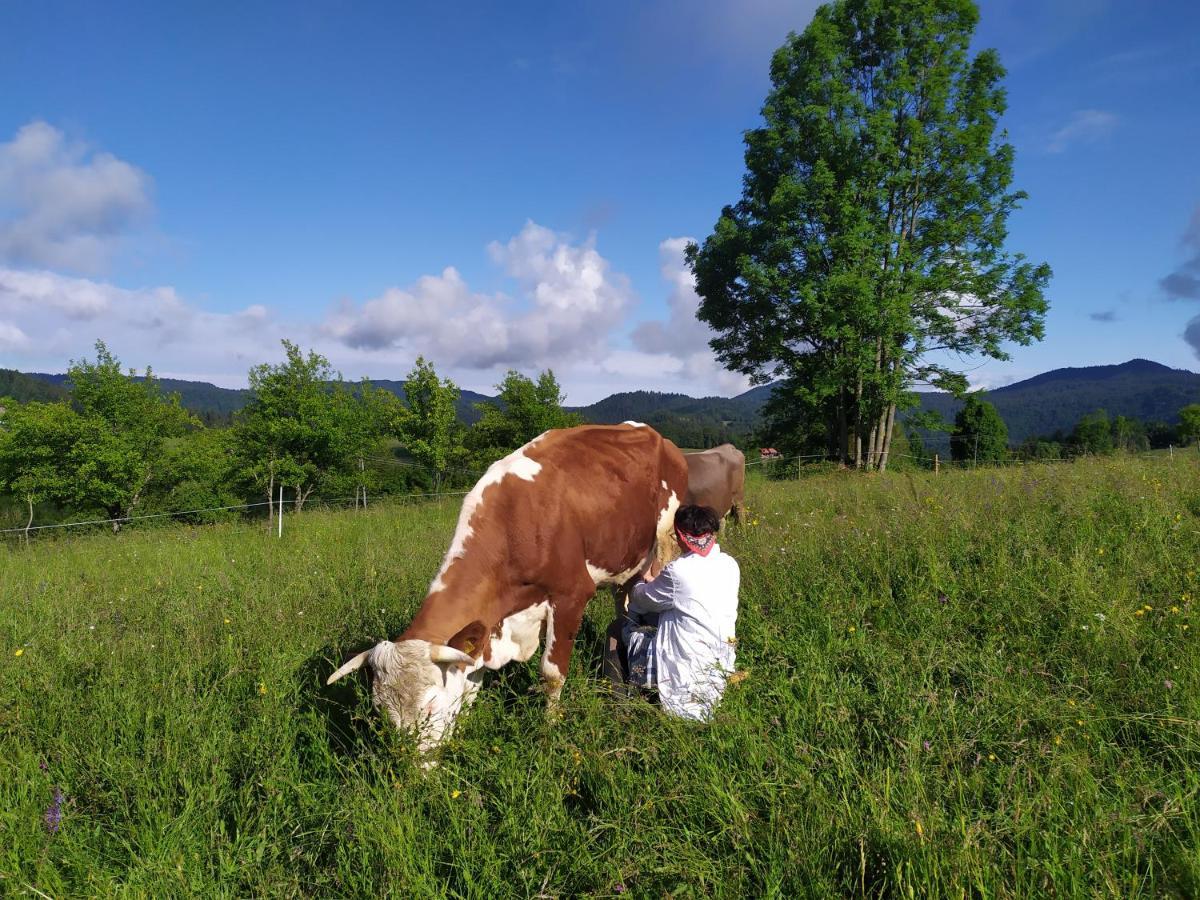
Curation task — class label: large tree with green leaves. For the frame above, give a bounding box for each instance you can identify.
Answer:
[67,341,197,528]
[394,357,467,491]
[688,0,1051,470]
[1179,404,1200,446]
[0,399,81,535]
[234,341,379,514]
[950,394,1008,463]
[468,370,582,462]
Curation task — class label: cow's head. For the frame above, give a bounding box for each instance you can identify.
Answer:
[327,639,481,752]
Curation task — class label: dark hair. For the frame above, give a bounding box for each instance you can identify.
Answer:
[675,504,720,536]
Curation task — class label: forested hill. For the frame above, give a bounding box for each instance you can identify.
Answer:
[911,359,1200,445]
[10,359,1198,447]
[0,369,71,404]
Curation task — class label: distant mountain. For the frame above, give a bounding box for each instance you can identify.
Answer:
[14,359,1198,450]
[0,369,71,404]
[910,359,1200,449]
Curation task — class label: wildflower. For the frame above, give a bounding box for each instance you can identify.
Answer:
[257,683,267,696]
[1171,606,1180,614]
[1097,548,1105,556]
[1054,735,1062,746]
[1067,699,1076,707]
[752,519,760,526]
[491,745,500,754]
[1134,610,1144,617]
[915,820,924,838]
[1144,604,1153,611]
[224,618,231,624]
[1184,625,1191,631]
[450,789,462,799]
[1076,719,1084,726]
[922,740,931,752]
[1094,613,1106,622]
[848,626,857,634]
[44,787,64,834]
[14,648,24,657]
[987,753,996,761]
[1165,679,1175,690]
[614,883,626,895]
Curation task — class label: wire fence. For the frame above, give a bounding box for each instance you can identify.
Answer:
[4,444,1193,545]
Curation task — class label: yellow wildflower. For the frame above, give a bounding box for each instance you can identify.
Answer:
[451,789,462,799]
[1054,735,1062,746]
[14,648,24,657]
[1067,699,1076,707]
[257,683,267,695]
[915,820,924,838]
[1171,606,1180,614]
[1144,604,1152,611]
[848,625,857,634]
[1076,719,1084,726]
[1097,548,1105,555]
[224,618,231,624]
[987,753,996,761]
[491,745,500,754]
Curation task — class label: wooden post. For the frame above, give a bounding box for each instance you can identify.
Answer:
[933,453,940,475]
[278,485,284,539]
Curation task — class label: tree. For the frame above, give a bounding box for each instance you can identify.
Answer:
[1179,404,1200,446]
[468,370,583,462]
[1070,410,1114,456]
[687,0,1051,471]
[234,341,357,515]
[950,394,1008,463]
[67,341,197,529]
[1110,415,1148,453]
[0,399,81,536]
[395,358,467,491]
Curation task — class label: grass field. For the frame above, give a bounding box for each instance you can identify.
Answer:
[3,454,1199,897]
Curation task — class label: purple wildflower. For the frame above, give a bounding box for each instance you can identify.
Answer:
[614,884,626,895]
[923,740,931,752]
[938,593,949,606]
[44,787,64,834]
[39,759,48,772]
[1165,679,1175,691]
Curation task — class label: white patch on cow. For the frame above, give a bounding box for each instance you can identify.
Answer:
[429,436,544,595]
[661,479,668,490]
[586,560,642,586]
[542,603,556,661]
[623,420,647,427]
[486,600,549,669]
[654,490,681,567]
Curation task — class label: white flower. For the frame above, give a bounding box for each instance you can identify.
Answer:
[1094,613,1106,622]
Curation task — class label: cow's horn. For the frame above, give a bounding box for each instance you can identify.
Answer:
[326,649,371,685]
[429,645,475,666]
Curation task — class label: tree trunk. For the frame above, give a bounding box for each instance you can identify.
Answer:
[878,403,897,472]
[267,469,275,526]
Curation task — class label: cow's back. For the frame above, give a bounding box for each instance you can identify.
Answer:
[684,444,746,519]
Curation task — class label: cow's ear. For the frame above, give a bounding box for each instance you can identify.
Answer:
[447,620,487,660]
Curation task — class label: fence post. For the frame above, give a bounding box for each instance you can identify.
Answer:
[1170,444,1174,459]
[933,453,940,475]
[278,485,283,539]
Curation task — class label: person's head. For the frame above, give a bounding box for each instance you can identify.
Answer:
[674,504,721,556]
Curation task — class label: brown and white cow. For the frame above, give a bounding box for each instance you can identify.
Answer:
[327,422,688,752]
[684,443,746,524]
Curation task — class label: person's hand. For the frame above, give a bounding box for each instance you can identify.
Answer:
[642,559,663,581]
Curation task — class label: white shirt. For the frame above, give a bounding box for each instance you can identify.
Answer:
[628,544,740,721]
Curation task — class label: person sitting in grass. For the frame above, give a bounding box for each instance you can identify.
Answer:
[603,504,740,721]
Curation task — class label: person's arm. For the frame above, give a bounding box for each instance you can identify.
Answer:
[629,565,677,614]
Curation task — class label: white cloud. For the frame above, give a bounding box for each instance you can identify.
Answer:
[0,121,153,274]
[0,267,277,381]
[1047,109,1118,153]
[627,237,751,395]
[323,221,633,368]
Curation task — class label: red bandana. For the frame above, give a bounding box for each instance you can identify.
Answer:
[675,526,716,557]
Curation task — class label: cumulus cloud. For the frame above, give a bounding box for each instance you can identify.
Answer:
[0,121,153,273]
[627,237,750,395]
[0,267,277,381]
[1047,109,1118,153]
[1160,205,1200,301]
[1185,315,1200,361]
[323,221,633,368]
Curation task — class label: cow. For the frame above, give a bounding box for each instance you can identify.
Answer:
[684,443,746,525]
[327,422,688,753]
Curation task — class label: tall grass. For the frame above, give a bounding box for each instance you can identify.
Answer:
[2,454,1198,897]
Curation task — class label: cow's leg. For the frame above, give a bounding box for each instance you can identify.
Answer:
[540,579,594,715]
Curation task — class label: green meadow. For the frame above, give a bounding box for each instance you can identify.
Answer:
[3,454,1199,897]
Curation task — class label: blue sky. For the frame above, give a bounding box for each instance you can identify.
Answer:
[1,0,1198,402]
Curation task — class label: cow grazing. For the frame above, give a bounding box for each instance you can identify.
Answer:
[327,423,688,752]
[684,443,746,524]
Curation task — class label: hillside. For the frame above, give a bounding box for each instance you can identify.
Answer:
[0,369,71,404]
[911,359,1200,448]
[16,359,1199,448]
